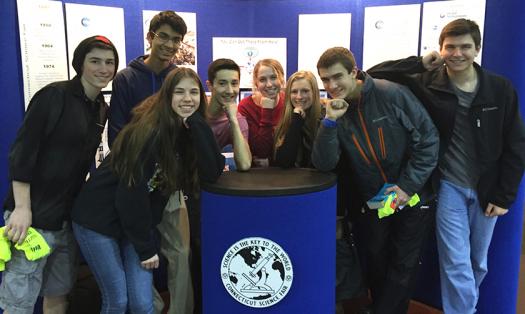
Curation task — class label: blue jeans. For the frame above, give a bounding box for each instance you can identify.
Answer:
[436,180,497,314]
[72,222,154,314]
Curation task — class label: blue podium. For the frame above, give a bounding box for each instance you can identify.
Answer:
[201,168,337,313]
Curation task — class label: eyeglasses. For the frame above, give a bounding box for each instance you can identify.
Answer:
[151,31,183,45]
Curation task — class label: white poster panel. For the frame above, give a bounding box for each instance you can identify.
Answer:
[298,14,351,87]
[362,4,421,71]
[65,3,126,82]
[421,0,486,63]
[212,38,287,89]
[17,0,68,109]
[143,10,197,72]
[65,3,126,163]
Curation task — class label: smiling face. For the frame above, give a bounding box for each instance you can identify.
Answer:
[255,65,282,99]
[289,78,313,110]
[80,48,116,97]
[171,77,201,118]
[148,24,183,63]
[318,63,357,100]
[209,69,240,106]
[440,33,480,75]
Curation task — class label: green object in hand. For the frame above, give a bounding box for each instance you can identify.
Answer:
[0,226,51,267]
[378,193,396,218]
[377,193,421,219]
[0,227,12,263]
[14,227,51,261]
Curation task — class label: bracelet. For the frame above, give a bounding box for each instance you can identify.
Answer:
[322,118,337,128]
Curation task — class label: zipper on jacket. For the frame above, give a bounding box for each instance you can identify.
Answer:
[378,127,386,159]
[357,103,388,183]
[352,134,371,165]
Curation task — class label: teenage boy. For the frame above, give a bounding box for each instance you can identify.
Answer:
[0,36,118,314]
[108,10,186,145]
[206,59,251,171]
[108,11,194,314]
[368,19,525,313]
[312,47,439,314]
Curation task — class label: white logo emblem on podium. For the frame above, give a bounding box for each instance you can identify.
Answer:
[220,237,293,308]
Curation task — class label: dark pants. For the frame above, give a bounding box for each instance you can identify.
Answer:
[358,202,434,314]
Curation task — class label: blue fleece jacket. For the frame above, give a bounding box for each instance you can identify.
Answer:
[108,55,176,146]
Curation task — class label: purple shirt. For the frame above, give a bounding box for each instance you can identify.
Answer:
[208,111,249,149]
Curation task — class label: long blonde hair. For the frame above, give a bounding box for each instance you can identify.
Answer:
[110,68,207,194]
[274,71,321,156]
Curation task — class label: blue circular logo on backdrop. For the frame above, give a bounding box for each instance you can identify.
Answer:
[81,17,90,27]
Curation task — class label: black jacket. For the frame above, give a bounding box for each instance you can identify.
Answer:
[312,71,439,210]
[4,76,107,230]
[274,112,324,168]
[71,113,224,261]
[369,57,525,209]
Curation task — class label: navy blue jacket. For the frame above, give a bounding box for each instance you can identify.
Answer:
[108,55,176,146]
[312,72,439,205]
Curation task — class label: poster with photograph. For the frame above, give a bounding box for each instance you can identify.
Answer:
[298,13,351,87]
[212,37,287,88]
[421,0,486,63]
[143,10,197,72]
[17,0,68,109]
[362,4,420,71]
[65,3,127,83]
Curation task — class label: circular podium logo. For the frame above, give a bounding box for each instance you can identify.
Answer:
[220,237,293,308]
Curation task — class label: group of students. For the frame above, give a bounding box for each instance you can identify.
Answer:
[1,9,524,314]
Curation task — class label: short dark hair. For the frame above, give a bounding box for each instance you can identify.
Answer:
[439,18,481,49]
[149,10,187,38]
[316,47,356,74]
[207,58,240,83]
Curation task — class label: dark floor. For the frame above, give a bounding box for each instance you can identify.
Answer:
[341,213,525,314]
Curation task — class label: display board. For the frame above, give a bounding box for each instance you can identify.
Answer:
[16,0,68,109]
[65,3,127,85]
[421,0,486,63]
[298,13,351,87]
[212,37,287,88]
[362,4,421,70]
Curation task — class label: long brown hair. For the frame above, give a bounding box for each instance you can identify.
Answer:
[110,67,207,194]
[274,71,321,156]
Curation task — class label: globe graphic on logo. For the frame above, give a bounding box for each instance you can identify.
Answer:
[228,246,284,299]
[221,237,293,308]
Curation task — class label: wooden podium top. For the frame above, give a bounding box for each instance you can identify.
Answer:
[202,167,336,196]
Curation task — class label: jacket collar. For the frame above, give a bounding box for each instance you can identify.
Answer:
[69,75,105,105]
[352,70,374,100]
[428,63,491,105]
[472,63,491,105]
[342,70,370,108]
[358,70,373,94]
